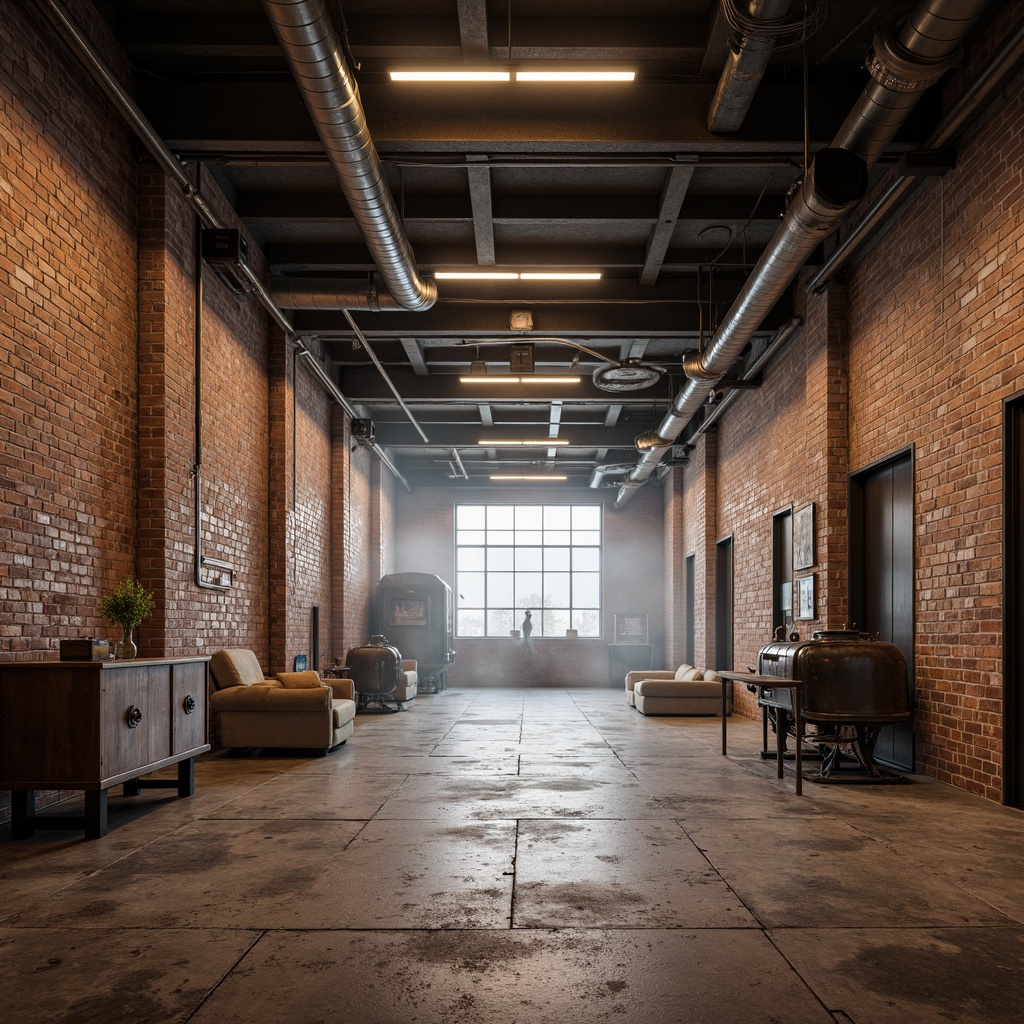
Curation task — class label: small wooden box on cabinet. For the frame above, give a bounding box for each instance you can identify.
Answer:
[0,657,210,839]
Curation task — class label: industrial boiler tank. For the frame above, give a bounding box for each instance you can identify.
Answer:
[757,627,910,777]
[375,573,455,693]
[346,635,403,711]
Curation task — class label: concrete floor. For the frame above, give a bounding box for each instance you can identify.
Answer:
[2,688,1024,1023]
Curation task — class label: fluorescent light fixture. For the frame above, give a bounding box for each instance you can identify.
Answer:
[459,375,582,385]
[389,70,510,82]
[515,70,635,82]
[519,272,602,280]
[436,271,519,280]
[490,474,568,481]
[478,439,570,447]
[436,271,601,281]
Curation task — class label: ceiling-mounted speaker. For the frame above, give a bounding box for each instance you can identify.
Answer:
[352,418,375,443]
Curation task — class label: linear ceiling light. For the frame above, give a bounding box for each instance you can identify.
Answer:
[478,439,570,447]
[436,271,601,281]
[436,271,520,280]
[459,376,581,384]
[389,70,633,84]
[490,474,568,481]
[515,70,635,82]
[389,70,510,82]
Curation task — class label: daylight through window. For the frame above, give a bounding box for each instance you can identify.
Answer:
[455,504,602,637]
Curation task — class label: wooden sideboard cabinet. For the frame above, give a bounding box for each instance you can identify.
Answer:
[0,657,210,839]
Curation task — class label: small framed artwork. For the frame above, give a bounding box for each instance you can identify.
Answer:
[793,502,816,570]
[796,575,816,620]
[293,654,308,671]
[614,613,649,644]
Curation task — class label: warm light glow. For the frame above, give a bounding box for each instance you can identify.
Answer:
[436,271,519,280]
[519,272,602,280]
[389,70,510,82]
[478,439,570,447]
[515,70,635,82]
[437,271,601,281]
[490,474,568,481]
[460,376,581,385]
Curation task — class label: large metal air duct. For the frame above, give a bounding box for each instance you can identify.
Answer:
[615,0,991,508]
[708,0,795,133]
[260,0,437,312]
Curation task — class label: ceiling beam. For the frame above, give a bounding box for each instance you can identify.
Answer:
[466,162,496,265]
[400,337,428,375]
[641,162,697,286]
[370,423,650,448]
[457,0,490,60]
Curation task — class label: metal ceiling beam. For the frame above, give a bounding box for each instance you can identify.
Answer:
[456,0,489,59]
[466,162,496,265]
[369,423,649,447]
[136,81,886,151]
[640,162,696,285]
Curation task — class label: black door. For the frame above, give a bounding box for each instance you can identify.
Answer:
[1004,397,1024,806]
[685,553,695,665]
[850,451,914,770]
[715,537,734,672]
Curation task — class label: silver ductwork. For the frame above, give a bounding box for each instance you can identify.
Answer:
[615,0,991,509]
[588,464,636,489]
[270,276,413,312]
[260,0,437,312]
[708,1,795,133]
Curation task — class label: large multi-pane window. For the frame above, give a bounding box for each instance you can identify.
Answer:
[455,504,602,637]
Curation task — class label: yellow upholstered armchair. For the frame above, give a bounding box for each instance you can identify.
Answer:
[210,649,356,752]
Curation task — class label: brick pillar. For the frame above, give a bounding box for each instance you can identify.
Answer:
[267,325,293,672]
[663,467,685,666]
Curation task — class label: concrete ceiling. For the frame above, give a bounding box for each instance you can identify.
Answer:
[94,0,967,490]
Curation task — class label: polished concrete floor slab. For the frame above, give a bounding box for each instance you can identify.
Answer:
[2,687,1024,1023]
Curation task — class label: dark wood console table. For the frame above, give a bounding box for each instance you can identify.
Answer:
[0,656,210,839]
[718,671,804,795]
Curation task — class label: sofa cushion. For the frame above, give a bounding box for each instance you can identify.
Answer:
[674,665,703,682]
[332,699,357,728]
[211,648,267,689]
[635,677,722,699]
[276,670,324,689]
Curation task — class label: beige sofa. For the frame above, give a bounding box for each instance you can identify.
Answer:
[210,649,357,752]
[625,663,727,716]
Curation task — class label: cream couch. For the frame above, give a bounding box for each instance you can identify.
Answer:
[625,663,727,716]
[210,649,357,752]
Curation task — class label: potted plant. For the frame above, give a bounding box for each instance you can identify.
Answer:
[100,579,155,659]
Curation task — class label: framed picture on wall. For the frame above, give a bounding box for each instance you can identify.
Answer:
[796,575,815,620]
[614,613,649,644]
[794,502,816,570]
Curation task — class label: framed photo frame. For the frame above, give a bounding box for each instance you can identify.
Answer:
[796,575,815,620]
[793,502,816,571]
[614,613,649,644]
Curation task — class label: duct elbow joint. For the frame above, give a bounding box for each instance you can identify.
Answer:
[682,352,719,381]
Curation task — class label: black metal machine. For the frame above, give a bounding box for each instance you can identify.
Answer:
[346,634,404,712]
[375,572,456,693]
[757,627,910,778]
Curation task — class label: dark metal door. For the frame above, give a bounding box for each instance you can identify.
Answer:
[1004,397,1024,806]
[851,451,915,770]
[685,553,695,665]
[715,537,734,672]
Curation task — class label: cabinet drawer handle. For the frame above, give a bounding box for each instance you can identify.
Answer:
[183,694,196,715]
[126,705,143,729]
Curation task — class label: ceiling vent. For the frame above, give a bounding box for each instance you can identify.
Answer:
[592,359,665,392]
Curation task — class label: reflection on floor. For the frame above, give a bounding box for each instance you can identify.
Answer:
[2,688,1024,1023]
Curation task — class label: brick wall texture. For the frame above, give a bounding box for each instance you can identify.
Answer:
[2,0,1024,823]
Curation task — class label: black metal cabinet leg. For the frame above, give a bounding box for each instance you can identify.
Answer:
[11,790,35,839]
[177,757,195,797]
[84,790,108,839]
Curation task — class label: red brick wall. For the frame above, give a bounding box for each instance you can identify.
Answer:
[1,0,139,659]
[393,485,667,686]
[842,10,1024,799]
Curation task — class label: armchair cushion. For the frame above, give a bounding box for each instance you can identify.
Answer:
[276,670,325,689]
[674,665,702,682]
[210,648,268,689]
[211,683,331,713]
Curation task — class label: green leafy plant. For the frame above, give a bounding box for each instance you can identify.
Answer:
[100,579,155,632]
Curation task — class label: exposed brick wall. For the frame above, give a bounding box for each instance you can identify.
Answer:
[842,11,1024,799]
[1,0,139,660]
[663,470,685,666]
[393,485,666,686]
